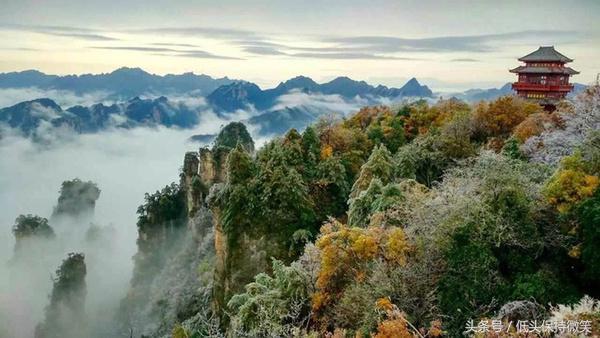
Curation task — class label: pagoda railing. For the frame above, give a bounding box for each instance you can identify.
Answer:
[512,82,574,92]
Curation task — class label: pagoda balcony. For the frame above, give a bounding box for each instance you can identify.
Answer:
[512,82,574,92]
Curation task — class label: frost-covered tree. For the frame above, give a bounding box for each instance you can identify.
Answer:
[524,85,600,165]
[227,259,311,337]
[350,144,393,198]
[394,133,448,187]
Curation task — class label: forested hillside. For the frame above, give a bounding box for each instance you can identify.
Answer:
[117,86,600,337]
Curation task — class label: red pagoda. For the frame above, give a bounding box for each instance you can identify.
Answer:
[510,46,579,111]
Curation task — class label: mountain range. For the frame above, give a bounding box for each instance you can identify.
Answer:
[0,67,588,140]
[0,68,435,138]
[0,68,234,98]
[207,76,433,112]
[0,96,198,138]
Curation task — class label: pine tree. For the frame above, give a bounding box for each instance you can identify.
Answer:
[349,144,393,199]
[35,253,87,338]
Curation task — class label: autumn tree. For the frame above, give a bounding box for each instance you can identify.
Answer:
[472,95,542,140]
[544,151,599,213]
[312,220,410,334]
[513,112,560,143]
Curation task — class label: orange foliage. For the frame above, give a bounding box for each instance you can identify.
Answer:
[374,318,412,338]
[513,112,561,143]
[317,119,372,176]
[344,106,394,131]
[374,301,443,338]
[321,144,334,159]
[473,96,542,138]
[376,297,394,311]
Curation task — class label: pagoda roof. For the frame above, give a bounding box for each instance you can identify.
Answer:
[510,65,579,75]
[518,46,573,63]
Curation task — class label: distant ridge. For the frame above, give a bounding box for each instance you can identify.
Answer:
[0,96,199,137]
[0,67,234,97]
[0,68,433,112]
[207,75,433,113]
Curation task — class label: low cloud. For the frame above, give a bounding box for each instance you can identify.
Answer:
[0,87,115,109]
[271,89,391,115]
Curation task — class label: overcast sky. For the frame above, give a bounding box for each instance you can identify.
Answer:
[0,0,599,90]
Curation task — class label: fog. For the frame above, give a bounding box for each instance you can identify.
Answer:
[0,108,268,338]
[0,88,116,109]
[272,89,395,114]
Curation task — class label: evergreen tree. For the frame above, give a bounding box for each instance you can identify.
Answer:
[394,133,448,187]
[12,214,54,243]
[301,126,321,179]
[51,179,100,220]
[213,121,255,153]
[35,253,87,338]
[349,144,393,199]
[12,214,55,260]
[576,189,600,289]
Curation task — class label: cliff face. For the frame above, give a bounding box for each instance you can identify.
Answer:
[119,151,219,337]
[184,141,281,325]
[182,147,234,318]
[122,122,268,335]
[182,147,227,216]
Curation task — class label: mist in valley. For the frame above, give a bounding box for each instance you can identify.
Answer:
[0,106,263,338]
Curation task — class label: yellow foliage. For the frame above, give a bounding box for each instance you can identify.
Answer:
[351,233,378,259]
[312,221,411,323]
[569,243,582,259]
[428,320,444,337]
[344,106,394,131]
[544,152,599,213]
[321,144,333,159]
[311,292,328,312]
[171,324,189,338]
[384,228,409,265]
[376,297,394,311]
